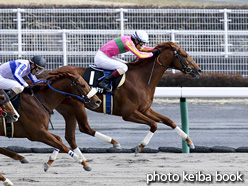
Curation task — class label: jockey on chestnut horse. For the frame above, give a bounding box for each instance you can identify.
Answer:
[1,39,201,171]
[0,88,19,186]
[42,38,201,169]
[0,66,101,175]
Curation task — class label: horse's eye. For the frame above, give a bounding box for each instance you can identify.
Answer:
[0,96,4,101]
[81,84,86,88]
[184,54,188,58]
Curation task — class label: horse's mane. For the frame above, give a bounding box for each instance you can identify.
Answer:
[32,66,79,89]
[128,41,179,65]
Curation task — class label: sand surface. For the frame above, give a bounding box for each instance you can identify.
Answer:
[1,152,247,186]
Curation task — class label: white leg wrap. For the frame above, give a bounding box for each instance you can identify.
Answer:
[3,178,13,186]
[94,131,112,144]
[141,131,154,146]
[73,147,86,161]
[174,126,188,140]
[49,148,59,160]
[86,88,97,98]
[68,150,81,163]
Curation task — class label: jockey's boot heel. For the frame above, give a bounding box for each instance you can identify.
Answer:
[98,72,116,92]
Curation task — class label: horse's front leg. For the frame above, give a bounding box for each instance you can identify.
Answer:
[0,174,13,186]
[0,147,29,163]
[122,109,158,153]
[143,108,195,149]
[57,101,121,150]
[29,131,91,172]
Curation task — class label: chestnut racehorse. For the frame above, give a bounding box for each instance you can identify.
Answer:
[0,89,19,186]
[3,42,202,170]
[0,66,101,174]
[43,41,201,168]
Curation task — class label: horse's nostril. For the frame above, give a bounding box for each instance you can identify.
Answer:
[14,115,19,119]
[96,100,102,105]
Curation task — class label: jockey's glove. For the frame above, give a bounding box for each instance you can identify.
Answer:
[24,86,34,96]
[152,50,160,57]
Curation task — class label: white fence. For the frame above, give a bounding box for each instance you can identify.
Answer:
[155,87,248,97]
[0,8,248,75]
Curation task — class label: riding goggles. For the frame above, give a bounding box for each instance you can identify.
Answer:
[35,66,45,75]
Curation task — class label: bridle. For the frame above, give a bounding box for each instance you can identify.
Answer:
[69,75,91,103]
[34,75,93,104]
[156,47,194,74]
[0,90,10,118]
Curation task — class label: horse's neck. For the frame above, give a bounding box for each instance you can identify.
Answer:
[128,58,167,90]
[35,82,69,111]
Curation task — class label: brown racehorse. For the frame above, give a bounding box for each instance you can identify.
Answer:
[0,66,101,174]
[3,42,202,170]
[0,89,19,186]
[43,41,201,168]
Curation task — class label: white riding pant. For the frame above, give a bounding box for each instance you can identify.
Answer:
[0,75,24,94]
[94,51,128,73]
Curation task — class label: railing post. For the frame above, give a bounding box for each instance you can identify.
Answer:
[220,9,232,58]
[58,29,69,66]
[13,8,25,58]
[116,8,128,59]
[180,97,189,153]
[170,29,178,74]
[116,8,128,37]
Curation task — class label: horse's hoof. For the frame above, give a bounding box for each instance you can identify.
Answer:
[113,143,122,150]
[43,163,49,172]
[85,158,93,162]
[20,158,29,163]
[134,146,140,155]
[187,143,195,149]
[3,178,13,186]
[84,166,92,171]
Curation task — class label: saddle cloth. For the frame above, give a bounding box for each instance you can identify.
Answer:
[82,65,126,94]
[83,66,126,114]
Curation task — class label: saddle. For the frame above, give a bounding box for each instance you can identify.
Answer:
[83,66,126,94]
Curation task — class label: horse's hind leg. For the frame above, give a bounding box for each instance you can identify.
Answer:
[0,148,28,163]
[0,174,13,186]
[143,108,195,149]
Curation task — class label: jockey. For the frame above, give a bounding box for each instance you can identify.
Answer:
[94,30,160,92]
[0,55,46,99]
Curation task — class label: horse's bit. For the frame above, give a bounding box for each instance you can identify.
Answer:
[70,75,91,103]
[156,47,194,74]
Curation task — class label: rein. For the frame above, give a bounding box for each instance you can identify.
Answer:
[33,93,54,130]
[34,78,86,103]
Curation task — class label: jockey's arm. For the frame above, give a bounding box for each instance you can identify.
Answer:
[139,46,154,53]
[125,41,153,59]
[27,73,39,84]
[13,64,29,88]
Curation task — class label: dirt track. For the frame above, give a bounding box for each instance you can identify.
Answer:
[1,152,247,186]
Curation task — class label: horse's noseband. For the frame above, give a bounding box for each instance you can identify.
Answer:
[70,76,91,104]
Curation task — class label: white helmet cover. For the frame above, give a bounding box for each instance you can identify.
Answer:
[132,30,149,43]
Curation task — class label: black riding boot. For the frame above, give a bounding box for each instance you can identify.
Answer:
[98,72,116,92]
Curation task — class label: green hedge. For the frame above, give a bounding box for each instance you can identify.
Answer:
[157,72,248,87]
